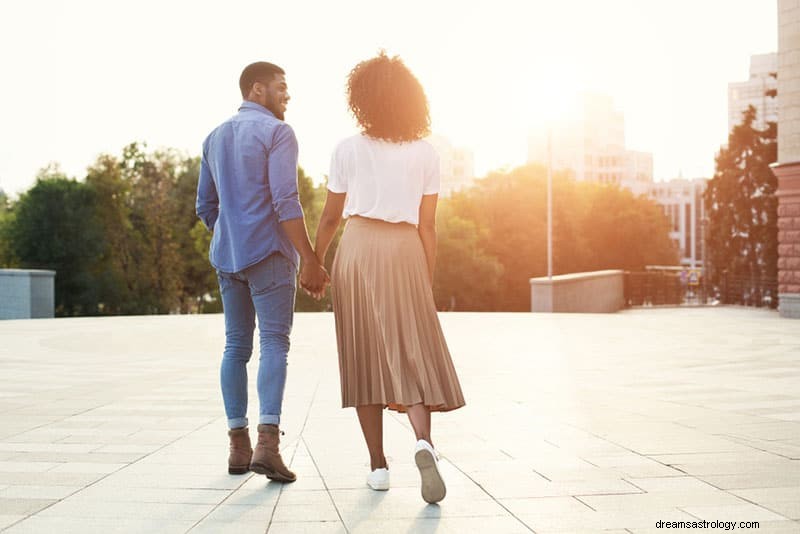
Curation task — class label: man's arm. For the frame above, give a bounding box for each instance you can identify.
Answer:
[268,124,328,297]
[196,145,219,230]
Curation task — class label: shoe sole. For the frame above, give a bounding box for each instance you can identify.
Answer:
[250,462,297,483]
[415,449,446,504]
[367,481,390,491]
[228,465,249,475]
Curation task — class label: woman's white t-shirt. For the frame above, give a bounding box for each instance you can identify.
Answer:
[327,134,440,226]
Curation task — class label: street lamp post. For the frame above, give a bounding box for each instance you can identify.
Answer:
[547,125,553,280]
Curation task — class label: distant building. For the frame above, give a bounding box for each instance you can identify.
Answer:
[728,52,778,132]
[426,134,475,196]
[527,93,653,193]
[647,178,707,268]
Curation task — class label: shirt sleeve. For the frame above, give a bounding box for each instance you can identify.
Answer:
[326,142,347,193]
[423,144,441,195]
[196,140,219,231]
[268,123,304,223]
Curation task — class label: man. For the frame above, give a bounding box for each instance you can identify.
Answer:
[196,61,327,482]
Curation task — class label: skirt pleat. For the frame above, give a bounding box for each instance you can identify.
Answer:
[331,216,466,413]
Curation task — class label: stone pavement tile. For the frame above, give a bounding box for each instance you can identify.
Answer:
[0,484,81,499]
[119,461,220,476]
[698,471,800,490]
[331,487,508,523]
[518,507,696,531]
[622,476,719,493]
[3,516,196,534]
[0,461,57,473]
[0,443,99,454]
[630,521,800,534]
[0,498,55,515]
[9,451,145,464]
[0,515,25,529]
[346,516,531,534]
[93,443,162,454]
[222,488,282,507]
[271,502,340,522]
[48,461,126,474]
[0,471,104,487]
[675,459,800,477]
[730,486,800,503]
[189,520,270,534]
[67,486,232,505]
[648,450,783,466]
[266,521,347,534]
[201,503,277,523]
[759,501,800,520]
[36,499,214,521]
[577,490,748,511]
[499,495,593,516]
[680,503,790,522]
[268,489,331,506]
[470,473,643,499]
[89,472,245,489]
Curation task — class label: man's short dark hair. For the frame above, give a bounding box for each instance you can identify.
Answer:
[239,62,285,98]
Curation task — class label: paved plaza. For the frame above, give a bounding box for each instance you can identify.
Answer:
[0,308,798,533]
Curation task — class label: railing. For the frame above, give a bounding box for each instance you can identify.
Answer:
[624,270,778,309]
[718,272,778,309]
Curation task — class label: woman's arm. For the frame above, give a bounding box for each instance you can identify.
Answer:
[314,190,347,264]
[417,194,438,285]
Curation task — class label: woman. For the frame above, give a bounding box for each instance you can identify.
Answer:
[313,52,465,505]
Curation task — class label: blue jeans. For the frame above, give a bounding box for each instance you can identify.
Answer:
[217,253,296,429]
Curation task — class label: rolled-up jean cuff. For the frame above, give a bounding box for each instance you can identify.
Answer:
[228,417,248,430]
[259,414,280,426]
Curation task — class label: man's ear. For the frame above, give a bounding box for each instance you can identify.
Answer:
[252,81,264,98]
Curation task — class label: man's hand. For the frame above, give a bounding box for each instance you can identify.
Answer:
[299,257,330,300]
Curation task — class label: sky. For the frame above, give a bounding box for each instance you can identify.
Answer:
[0,0,778,196]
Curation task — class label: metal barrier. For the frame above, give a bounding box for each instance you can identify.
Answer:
[624,270,778,309]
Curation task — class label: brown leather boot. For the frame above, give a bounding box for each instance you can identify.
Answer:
[250,424,296,482]
[227,427,252,475]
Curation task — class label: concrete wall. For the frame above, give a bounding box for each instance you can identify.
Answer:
[0,269,56,319]
[530,270,624,313]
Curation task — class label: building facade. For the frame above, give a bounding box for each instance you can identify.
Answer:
[772,1,800,318]
[647,178,707,269]
[425,134,475,197]
[728,53,778,132]
[527,93,653,192]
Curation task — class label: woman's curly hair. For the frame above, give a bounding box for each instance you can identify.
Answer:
[346,52,430,142]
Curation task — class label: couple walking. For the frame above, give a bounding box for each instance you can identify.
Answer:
[196,54,465,504]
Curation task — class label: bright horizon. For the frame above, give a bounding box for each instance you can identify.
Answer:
[0,0,777,196]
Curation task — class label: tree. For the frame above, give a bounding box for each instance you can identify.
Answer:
[441,164,676,310]
[0,189,16,266]
[9,167,103,315]
[433,203,503,310]
[705,106,778,305]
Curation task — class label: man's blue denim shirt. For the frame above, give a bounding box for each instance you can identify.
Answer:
[196,101,304,273]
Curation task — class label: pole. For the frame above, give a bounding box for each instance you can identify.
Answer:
[547,125,553,280]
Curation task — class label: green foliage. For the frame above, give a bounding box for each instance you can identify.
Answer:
[704,106,777,298]
[9,167,104,315]
[438,165,676,310]
[1,143,678,315]
[294,169,344,311]
[0,189,16,266]
[84,143,218,314]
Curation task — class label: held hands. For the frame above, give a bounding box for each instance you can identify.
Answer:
[299,256,330,301]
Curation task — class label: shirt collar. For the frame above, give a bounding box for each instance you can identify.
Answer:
[238,100,276,118]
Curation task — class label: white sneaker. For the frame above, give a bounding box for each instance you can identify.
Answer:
[366,467,390,491]
[414,439,446,504]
